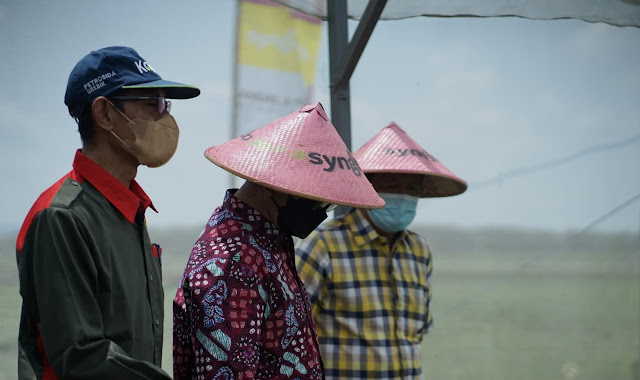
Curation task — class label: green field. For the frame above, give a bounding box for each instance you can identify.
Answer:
[1,227,638,380]
[422,250,639,380]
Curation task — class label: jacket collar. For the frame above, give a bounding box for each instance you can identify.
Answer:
[73,149,157,223]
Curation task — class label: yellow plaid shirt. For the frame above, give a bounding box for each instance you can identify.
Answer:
[295,208,433,379]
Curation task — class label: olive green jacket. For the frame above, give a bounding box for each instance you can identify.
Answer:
[16,151,170,380]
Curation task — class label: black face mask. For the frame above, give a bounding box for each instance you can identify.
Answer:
[274,196,329,239]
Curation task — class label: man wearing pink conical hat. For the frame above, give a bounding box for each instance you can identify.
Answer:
[173,103,384,380]
[295,122,467,379]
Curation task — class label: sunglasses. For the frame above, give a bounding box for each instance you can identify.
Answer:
[109,96,171,114]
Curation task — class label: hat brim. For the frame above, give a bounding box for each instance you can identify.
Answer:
[122,79,200,99]
[364,169,468,197]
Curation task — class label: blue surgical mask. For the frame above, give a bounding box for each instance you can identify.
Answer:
[367,193,419,233]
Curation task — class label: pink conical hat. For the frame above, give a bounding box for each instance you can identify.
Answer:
[353,122,468,197]
[205,103,385,209]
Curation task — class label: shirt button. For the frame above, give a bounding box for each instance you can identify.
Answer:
[155,319,160,326]
[149,274,153,281]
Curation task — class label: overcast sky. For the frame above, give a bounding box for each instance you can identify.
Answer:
[1,0,639,235]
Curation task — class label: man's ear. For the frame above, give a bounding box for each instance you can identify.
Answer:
[91,96,117,132]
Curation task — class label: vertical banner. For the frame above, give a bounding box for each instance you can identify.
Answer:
[232,0,323,138]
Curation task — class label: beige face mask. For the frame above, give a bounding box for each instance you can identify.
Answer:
[110,104,180,168]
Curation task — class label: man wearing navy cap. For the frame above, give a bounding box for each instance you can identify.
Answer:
[16,46,199,379]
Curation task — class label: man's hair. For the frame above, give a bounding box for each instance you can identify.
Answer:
[75,111,95,145]
[72,94,125,146]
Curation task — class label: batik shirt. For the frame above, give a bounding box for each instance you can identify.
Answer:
[295,208,433,379]
[173,190,324,380]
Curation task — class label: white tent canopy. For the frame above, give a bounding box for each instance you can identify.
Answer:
[274,0,640,28]
[269,0,640,153]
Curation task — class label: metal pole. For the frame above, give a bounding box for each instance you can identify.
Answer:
[327,0,352,150]
[230,0,242,189]
[333,0,388,91]
[327,0,387,215]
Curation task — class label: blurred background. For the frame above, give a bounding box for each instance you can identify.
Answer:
[1,1,638,379]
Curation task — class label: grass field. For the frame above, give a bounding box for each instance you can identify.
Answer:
[422,250,639,380]
[1,230,638,380]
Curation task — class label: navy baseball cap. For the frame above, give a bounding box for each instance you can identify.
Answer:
[64,46,200,118]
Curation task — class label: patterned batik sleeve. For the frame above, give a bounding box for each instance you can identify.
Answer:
[182,235,269,379]
[173,275,196,380]
[294,231,331,311]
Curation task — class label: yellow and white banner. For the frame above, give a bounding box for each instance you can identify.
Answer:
[232,0,323,137]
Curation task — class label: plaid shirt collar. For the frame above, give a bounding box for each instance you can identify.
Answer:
[346,208,409,247]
